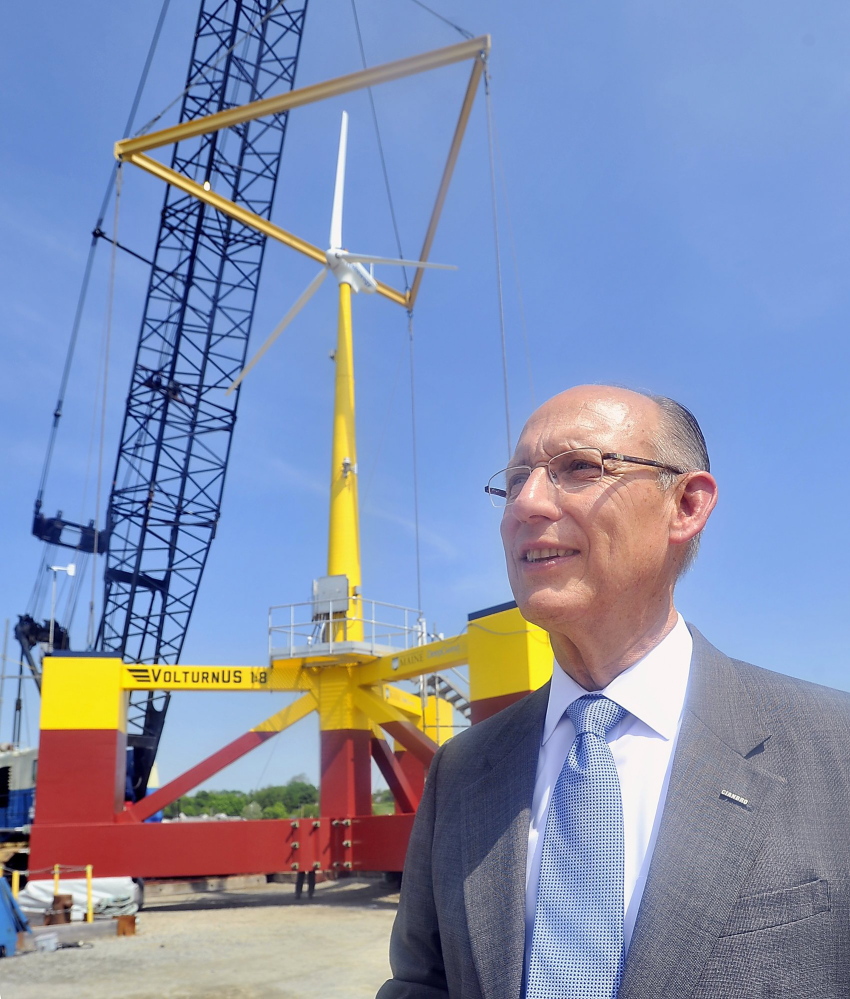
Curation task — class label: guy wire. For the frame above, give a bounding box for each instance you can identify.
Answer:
[65,559,89,640]
[493,119,536,408]
[35,0,171,512]
[484,66,513,458]
[349,0,424,615]
[89,165,122,647]
[360,341,407,506]
[408,0,474,40]
[135,0,286,138]
[407,313,424,618]
[26,549,50,618]
[349,0,409,291]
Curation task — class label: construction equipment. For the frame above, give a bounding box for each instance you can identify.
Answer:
[20,0,310,802]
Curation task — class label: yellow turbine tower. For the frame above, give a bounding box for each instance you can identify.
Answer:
[228,111,455,635]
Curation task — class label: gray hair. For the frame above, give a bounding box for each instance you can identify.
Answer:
[641,392,711,576]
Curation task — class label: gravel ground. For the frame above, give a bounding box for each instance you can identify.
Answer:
[0,880,399,999]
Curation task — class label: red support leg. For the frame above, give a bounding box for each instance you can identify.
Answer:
[37,730,127,824]
[380,720,437,767]
[320,729,371,816]
[394,749,426,814]
[370,738,419,813]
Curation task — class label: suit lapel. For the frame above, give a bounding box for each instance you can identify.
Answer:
[462,685,548,999]
[619,629,787,999]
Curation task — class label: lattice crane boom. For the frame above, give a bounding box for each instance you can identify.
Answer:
[95,0,309,797]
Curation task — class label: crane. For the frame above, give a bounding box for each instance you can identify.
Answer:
[22,0,310,800]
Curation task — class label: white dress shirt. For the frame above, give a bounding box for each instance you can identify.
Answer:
[524,614,693,959]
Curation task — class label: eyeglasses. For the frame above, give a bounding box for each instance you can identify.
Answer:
[484,447,685,507]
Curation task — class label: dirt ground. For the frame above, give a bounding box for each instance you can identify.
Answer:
[0,879,399,999]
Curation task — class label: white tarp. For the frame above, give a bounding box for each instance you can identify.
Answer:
[17,877,140,922]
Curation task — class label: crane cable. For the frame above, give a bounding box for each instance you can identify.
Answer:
[33,0,171,519]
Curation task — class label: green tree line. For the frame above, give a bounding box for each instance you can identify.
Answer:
[163,775,319,820]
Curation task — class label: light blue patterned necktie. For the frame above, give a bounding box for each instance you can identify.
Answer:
[526,694,628,999]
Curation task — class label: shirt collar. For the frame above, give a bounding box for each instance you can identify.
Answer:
[542,614,693,745]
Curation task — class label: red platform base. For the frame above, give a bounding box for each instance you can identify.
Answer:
[28,812,415,879]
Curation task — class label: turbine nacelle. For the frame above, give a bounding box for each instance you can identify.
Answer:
[325,248,378,294]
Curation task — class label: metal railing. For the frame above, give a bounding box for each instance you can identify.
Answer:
[269,597,425,660]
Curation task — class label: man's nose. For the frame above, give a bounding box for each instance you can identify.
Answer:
[507,466,561,521]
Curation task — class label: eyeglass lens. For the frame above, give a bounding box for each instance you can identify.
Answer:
[488,448,605,506]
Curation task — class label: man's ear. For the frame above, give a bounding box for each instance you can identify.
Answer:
[669,471,718,547]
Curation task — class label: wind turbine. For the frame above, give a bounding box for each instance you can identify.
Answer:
[229,111,455,638]
[227,111,454,394]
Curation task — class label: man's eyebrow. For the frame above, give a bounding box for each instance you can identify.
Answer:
[511,442,590,464]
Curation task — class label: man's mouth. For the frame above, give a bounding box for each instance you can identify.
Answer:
[523,547,578,563]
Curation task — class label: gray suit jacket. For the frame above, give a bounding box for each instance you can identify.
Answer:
[378,627,850,998]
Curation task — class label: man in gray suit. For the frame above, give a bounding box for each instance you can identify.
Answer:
[378,385,850,998]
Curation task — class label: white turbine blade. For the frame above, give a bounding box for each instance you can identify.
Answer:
[329,111,349,250]
[226,268,328,395]
[338,252,457,271]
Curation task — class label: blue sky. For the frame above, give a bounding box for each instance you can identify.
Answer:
[1,1,849,792]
